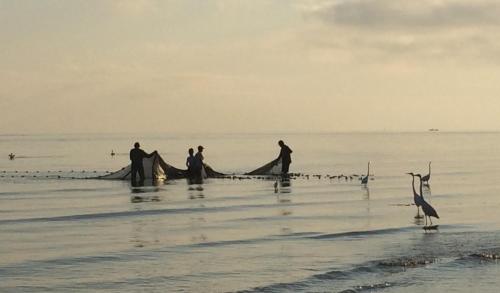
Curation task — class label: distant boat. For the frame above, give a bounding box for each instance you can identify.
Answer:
[428,128,439,132]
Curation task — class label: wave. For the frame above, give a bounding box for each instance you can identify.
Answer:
[0,208,207,225]
[0,252,144,278]
[309,226,416,240]
[1,223,499,293]
[238,246,500,293]
[0,201,301,225]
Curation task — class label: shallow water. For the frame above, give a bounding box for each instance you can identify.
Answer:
[1,132,500,292]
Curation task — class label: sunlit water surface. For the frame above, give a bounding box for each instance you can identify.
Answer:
[1,133,500,292]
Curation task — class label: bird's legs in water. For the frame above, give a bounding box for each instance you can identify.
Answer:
[415,207,424,219]
[425,216,428,226]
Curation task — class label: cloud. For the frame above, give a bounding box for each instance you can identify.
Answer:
[296,0,500,65]
[309,0,500,30]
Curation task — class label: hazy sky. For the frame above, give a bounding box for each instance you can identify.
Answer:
[2,0,500,133]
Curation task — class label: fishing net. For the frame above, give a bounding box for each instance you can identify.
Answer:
[100,153,224,180]
[245,158,282,175]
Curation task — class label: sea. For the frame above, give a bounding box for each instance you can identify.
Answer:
[1,132,500,292]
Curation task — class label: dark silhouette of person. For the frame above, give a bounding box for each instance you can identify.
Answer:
[186,148,195,181]
[129,142,156,186]
[192,145,205,183]
[277,140,293,176]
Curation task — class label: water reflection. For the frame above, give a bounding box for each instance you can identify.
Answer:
[188,214,208,244]
[360,186,372,230]
[279,177,292,194]
[272,178,293,204]
[362,185,370,200]
[188,185,204,199]
[130,180,162,202]
[129,208,160,248]
[413,216,425,226]
[275,180,293,227]
[130,195,160,203]
[280,227,293,234]
[130,179,162,192]
[423,184,432,197]
[280,209,292,216]
[190,234,208,243]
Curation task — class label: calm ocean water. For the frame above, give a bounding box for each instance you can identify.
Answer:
[1,132,500,292]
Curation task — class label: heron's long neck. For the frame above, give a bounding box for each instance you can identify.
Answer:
[429,163,431,175]
[367,163,370,177]
[418,177,424,199]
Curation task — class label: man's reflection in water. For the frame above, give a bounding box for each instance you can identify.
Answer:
[275,178,292,204]
[130,179,162,202]
[274,178,293,238]
[188,184,204,199]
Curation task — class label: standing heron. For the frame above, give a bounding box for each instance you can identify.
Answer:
[415,174,439,227]
[406,173,424,219]
[421,161,431,185]
[361,162,370,184]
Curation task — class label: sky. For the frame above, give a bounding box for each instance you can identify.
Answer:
[2,0,500,134]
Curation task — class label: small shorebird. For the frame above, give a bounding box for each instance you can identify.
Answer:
[361,162,370,184]
[421,161,431,185]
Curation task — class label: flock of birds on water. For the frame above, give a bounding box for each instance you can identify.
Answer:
[7,152,439,229]
[280,161,439,230]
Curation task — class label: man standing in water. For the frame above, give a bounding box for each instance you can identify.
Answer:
[192,145,205,183]
[277,140,293,176]
[129,142,156,186]
[186,148,195,182]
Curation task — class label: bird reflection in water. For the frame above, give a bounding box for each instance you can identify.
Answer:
[423,183,432,194]
[360,186,372,230]
[362,185,370,200]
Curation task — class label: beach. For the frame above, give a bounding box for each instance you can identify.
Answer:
[1,132,500,292]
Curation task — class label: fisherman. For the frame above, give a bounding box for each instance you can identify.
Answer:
[129,142,156,186]
[277,140,293,176]
[186,148,195,181]
[192,145,205,183]
[8,153,15,160]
